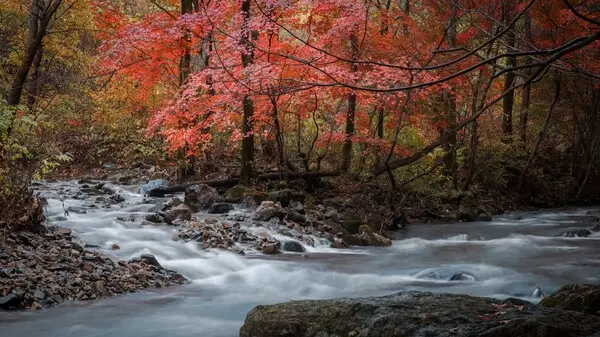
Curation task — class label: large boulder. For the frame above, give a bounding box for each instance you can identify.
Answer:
[539,284,600,316]
[163,204,193,223]
[184,184,221,211]
[240,291,600,337]
[253,201,286,221]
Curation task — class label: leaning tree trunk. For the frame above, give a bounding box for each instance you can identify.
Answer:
[7,0,61,106]
[239,0,255,185]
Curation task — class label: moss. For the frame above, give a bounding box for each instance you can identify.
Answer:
[226,185,246,198]
[305,195,314,210]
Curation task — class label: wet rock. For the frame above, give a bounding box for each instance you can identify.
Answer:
[539,284,600,316]
[281,240,305,253]
[164,204,192,223]
[109,194,125,203]
[165,197,183,208]
[185,184,221,211]
[253,201,286,221]
[559,228,592,237]
[240,291,600,337]
[268,189,305,207]
[66,206,87,215]
[330,240,348,249]
[347,225,392,246]
[449,272,476,281]
[111,243,120,250]
[241,196,259,209]
[0,294,21,310]
[145,213,163,224]
[532,287,545,298]
[139,179,169,195]
[70,241,84,252]
[53,227,72,236]
[208,203,234,214]
[33,289,45,300]
[139,254,162,268]
[262,243,281,255]
[286,211,306,224]
[242,192,269,209]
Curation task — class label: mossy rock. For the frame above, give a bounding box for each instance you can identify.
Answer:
[539,284,600,316]
[225,185,246,202]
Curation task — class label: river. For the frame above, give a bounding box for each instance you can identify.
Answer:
[1,180,599,337]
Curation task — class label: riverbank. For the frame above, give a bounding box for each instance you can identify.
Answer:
[0,225,188,310]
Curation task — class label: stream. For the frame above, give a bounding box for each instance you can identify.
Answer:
[1,180,600,337]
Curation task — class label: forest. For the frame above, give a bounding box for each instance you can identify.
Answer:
[1,0,600,228]
[2,0,600,332]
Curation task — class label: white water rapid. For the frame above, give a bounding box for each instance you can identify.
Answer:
[1,180,599,337]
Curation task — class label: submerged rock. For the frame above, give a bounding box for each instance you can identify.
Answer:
[240,291,600,337]
[559,228,592,237]
[450,272,476,281]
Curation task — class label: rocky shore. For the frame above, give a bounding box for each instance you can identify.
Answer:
[142,181,394,255]
[0,227,188,311]
[240,284,600,337]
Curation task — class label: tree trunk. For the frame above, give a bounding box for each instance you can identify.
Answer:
[175,0,196,182]
[517,77,561,191]
[340,33,359,173]
[443,5,458,181]
[518,11,532,142]
[27,43,44,109]
[502,5,516,138]
[239,0,255,185]
[7,0,61,106]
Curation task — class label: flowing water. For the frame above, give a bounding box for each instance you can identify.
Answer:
[1,180,600,337]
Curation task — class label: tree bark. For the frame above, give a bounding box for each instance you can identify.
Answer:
[340,33,359,173]
[502,3,516,138]
[442,4,458,181]
[7,0,61,106]
[239,0,255,185]
[518,10,532,142]
[26,43,44,109]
